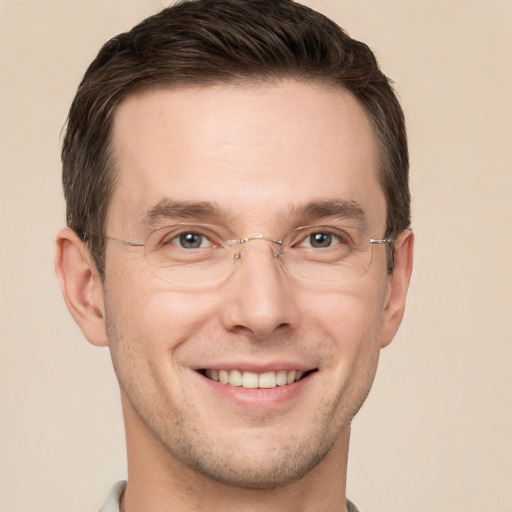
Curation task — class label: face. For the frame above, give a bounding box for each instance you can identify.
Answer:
[98,81,407,487]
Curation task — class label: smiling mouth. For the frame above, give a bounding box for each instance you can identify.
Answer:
[200,369,317,389]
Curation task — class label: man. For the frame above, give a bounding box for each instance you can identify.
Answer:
[55,0,413,510]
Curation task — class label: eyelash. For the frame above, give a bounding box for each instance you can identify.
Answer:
[158,227,351,251]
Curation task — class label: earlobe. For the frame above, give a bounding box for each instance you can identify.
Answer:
[54,227,108,347]
[380,229,414,348]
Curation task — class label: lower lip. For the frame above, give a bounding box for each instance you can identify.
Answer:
[198,372,315,408]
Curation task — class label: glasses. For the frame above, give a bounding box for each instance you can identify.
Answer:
[99,223,392,286]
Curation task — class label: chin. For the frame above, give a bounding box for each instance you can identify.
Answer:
[184,443,329,489]
[157,420,343,490]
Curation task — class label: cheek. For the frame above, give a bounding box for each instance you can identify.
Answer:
[105,266,219,352]
[299,280,388,375]
[306,281,386,338]
[103,280,212,400]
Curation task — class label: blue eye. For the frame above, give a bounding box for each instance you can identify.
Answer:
[152,225,224,252]
[172,232,213,249]
[299,231,342,249]
[308,232,333,248]
[177,232,203,249]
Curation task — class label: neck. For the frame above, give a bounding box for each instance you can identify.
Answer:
[120,403,351,512]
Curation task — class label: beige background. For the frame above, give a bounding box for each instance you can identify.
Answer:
[1,1,511,511]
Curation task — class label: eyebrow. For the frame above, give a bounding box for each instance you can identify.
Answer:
[140,197,368,231]
[288,199,369,230]
[141,199,230,228]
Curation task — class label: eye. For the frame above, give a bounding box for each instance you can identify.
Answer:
[306,232,336,248]
[150,225,221,251]
[299,230,343,249]
[171,231,213,249]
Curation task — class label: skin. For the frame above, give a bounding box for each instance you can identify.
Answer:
[55,80,413,512]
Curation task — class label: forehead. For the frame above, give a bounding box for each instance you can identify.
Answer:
[108,80,385,233]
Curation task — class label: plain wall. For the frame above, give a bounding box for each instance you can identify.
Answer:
[1,1,510,511]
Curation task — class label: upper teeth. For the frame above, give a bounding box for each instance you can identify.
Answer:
[205,369,304,389]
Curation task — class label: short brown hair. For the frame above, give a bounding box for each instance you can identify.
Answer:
[62,0,410,276]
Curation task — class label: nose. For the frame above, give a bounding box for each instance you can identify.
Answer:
[220,239,299,339]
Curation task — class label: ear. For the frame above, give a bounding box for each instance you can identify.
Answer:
[54,228,108,347]
[380,229,414,348]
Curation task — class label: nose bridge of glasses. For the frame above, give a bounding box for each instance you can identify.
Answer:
[228,234,283,262]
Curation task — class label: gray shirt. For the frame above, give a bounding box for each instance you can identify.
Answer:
[99,480,361,512]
